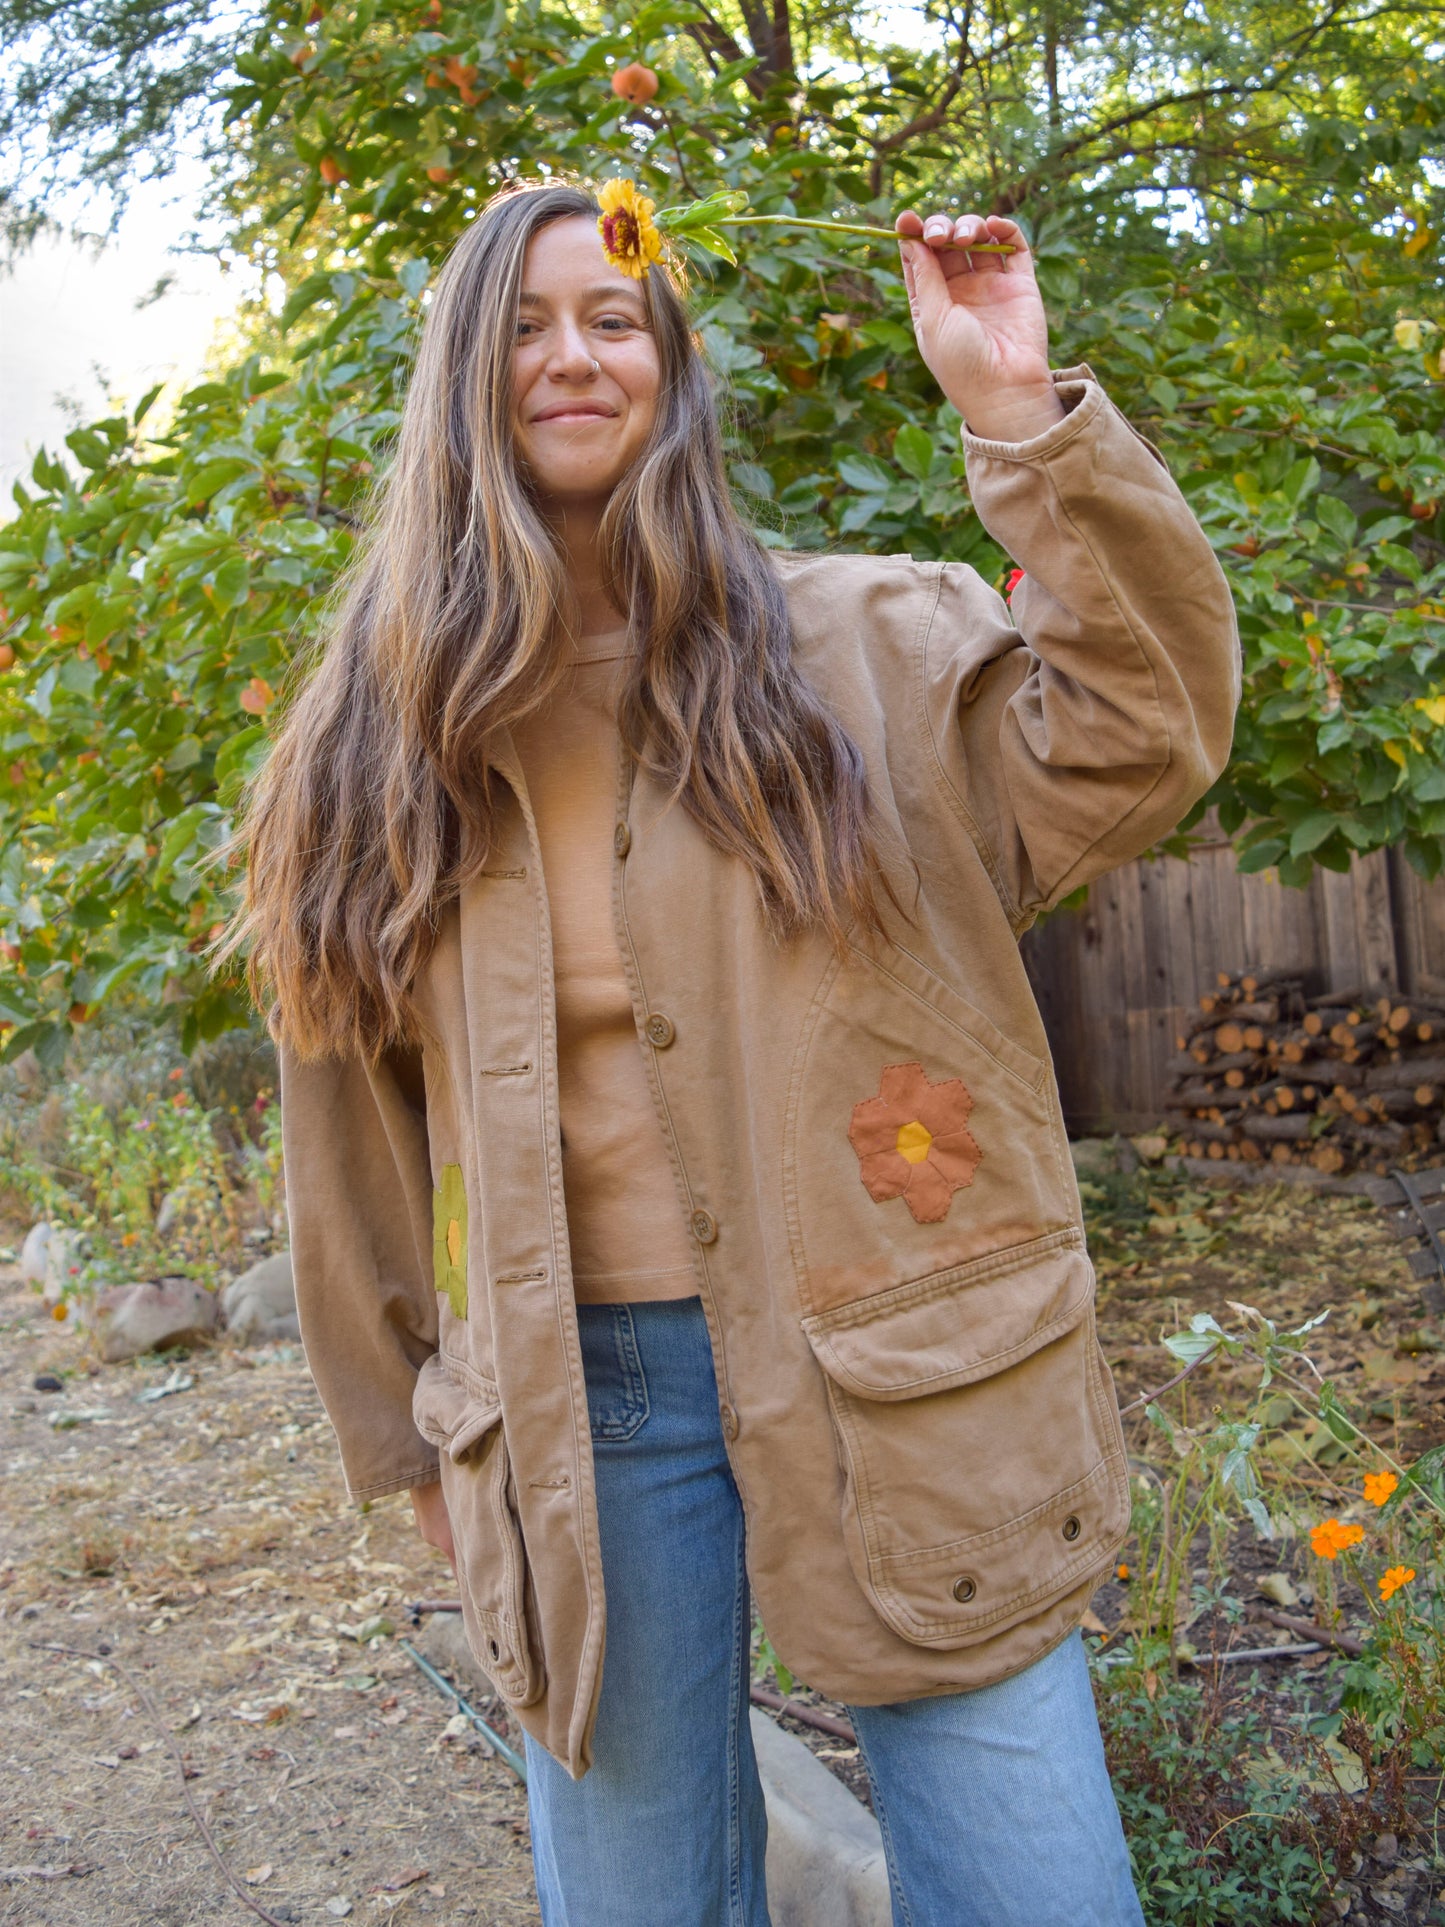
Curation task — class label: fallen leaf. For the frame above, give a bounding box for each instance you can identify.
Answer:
[1320,1737,1367,1795]
[243,1863,274,1885]
[324,1899,353,1918]
[1080,1608,1110,1635]
[1258,1573,1301,1609]
[372,1866,429,1892]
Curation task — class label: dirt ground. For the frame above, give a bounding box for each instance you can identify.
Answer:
[2,1166,1442,1925]
[0,1264,538,1927]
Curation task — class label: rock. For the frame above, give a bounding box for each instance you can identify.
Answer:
[416,1610,492,1694]
[42,1228,91,1306]
[20,1221,51,1285]
[33,1373,64,1393]
[750,1710,891,1927]
[91,1277,219,1364]
[155,1191,181,1238]
[414,1615,890,1926]
[220,1252,299,1345]
[1070,1137,1124,1181]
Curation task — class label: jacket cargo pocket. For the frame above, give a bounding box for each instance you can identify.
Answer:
[413,1354,543,1707]
[800,1233,1129,1649]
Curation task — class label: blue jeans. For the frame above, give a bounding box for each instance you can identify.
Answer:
[524,1298,1145,1927]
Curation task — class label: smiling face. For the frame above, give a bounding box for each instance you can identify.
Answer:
[511,215,662,513]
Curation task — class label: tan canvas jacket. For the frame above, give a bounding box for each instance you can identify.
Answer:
[279,364,1241,1778]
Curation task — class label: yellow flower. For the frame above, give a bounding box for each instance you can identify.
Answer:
[1378,1565,1415,1601]
[1416,695,1445,727]
[1363,1469,1399,1507]
[596,178,664,280]
[1309,1518,1365,1560]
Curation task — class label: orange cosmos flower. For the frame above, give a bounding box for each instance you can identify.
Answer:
[1309,1518,1365,1561]
[1378,1565,1415,1602]
[1363,1470,1398,1507]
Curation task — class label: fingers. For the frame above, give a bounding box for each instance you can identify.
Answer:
[894,209,1026,274]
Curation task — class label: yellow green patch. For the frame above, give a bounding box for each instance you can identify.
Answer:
[432,1162,468,1318]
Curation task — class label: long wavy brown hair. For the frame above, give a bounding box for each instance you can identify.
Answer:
[212,179,912,1063]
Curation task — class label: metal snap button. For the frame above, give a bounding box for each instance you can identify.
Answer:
[951,1576,977,1604]
[1062,1515,1082,1542]
[719,1403,739,1440]
[644,1012,675,1048]
[613,821,631,857]
[690,1207,718,1245]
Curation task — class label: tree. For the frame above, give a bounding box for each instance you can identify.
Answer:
[0,0,1441,1067]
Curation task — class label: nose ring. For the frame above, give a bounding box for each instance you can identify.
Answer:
[589,356,600,376]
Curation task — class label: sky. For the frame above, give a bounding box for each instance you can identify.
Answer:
[0,164,251,505]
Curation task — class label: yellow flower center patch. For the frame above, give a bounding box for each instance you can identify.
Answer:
[895,1119,933,1164]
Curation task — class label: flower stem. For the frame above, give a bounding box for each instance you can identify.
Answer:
[716,215,1014,252]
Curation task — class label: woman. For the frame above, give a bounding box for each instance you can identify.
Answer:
[222,177,1239,1925]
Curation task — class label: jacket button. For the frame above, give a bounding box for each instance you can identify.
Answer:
[645,1012,675,1048]
[719,1402,739,1439]
[690,1207,718,1244]
[613,821,632,857]
[951,1575,977,1604]
[1062,1514,1082,1542]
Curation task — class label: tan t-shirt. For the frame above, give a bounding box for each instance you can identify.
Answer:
[509,628,699,1304]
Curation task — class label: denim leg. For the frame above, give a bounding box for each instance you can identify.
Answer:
[847,1630,1145,1927]
[525,1300,771,1927]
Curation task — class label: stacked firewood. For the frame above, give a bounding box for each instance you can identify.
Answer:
[1164,970,1445,1176]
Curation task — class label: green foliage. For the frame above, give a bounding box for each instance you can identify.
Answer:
[750,1620,795,1698]
[1094,1670,1327,1925]
[0,0,1442,1053]
[1091,1292,1445,1918]
[0,993,283,1305]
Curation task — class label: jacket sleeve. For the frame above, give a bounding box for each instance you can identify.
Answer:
[278,1037,442,1502]
[922,362,1241,928]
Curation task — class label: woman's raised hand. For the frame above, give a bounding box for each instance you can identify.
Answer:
[894,209,1065,444]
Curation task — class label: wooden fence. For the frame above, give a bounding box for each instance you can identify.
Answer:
[1021,837,1445,1134]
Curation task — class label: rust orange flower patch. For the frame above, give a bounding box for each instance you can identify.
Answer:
[848,1061,981,1224]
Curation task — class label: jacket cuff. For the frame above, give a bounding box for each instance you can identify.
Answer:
[344,1454,442,1504]
[960,364,1168,473]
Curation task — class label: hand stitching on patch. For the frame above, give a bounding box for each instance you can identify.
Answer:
[848,1062,981,1224]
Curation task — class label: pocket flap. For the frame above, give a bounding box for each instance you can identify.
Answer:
[413,1353,502,1460]
[801,1232,1091,1400]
